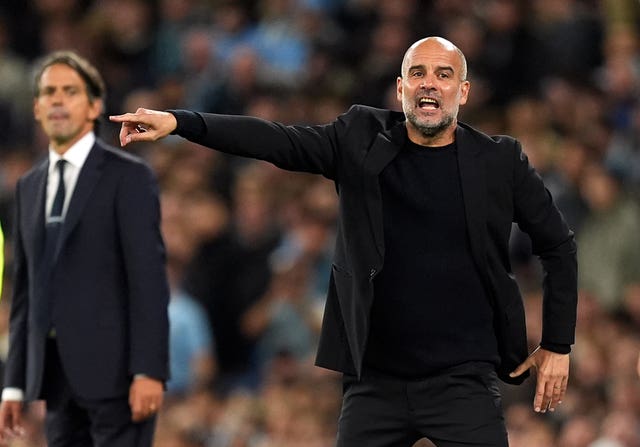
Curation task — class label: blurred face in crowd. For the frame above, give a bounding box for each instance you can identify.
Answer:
[580,163,620,212]
[34,63,102,154]
[397,37,470,146]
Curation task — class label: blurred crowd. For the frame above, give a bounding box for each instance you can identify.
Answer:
[0,0,639,446]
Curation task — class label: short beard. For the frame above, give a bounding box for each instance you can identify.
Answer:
[405,110,454,138]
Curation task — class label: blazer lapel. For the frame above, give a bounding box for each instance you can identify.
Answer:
[455,125,488,277]
[362,122,406,262]
[57,143,105,257]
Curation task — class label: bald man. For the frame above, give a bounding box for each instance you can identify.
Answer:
[111,37,577,447]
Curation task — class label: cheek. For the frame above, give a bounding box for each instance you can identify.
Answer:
[402,87,416,105]
[77,106,96,123]
[444,90,464,108]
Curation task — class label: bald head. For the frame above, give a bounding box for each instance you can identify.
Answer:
[401,37,467,81]
[396,36,471,146]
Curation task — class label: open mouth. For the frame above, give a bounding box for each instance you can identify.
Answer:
[418,97,439,109]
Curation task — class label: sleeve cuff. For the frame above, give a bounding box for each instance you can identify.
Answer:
[165,109,206,139]
[540,342,571,354]
[1,388,24,401]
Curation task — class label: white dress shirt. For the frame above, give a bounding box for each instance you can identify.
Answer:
[45,132,95,221]
[2,132,95,402]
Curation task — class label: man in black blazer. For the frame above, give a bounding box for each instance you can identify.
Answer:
[111,37,577,446]
[0,51,169,446]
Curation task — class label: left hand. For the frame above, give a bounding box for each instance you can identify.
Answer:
[129,376,164,422]
[509,346,569,413]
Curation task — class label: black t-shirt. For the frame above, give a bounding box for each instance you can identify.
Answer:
[363,139,499,377]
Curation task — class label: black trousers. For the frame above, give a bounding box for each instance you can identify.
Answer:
[336,361,508,447]
[41,339,157,447]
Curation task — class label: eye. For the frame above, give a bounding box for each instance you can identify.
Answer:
[438,72,450,79]
[411,71,423,78]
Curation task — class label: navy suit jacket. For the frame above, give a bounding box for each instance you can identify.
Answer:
[5,139,170,401]
[170,105,578,385]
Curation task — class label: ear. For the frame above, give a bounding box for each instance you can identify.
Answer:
[459,80,471,106]
[88,98,104,122]
[396,76,403,103]
[33,98,42,123]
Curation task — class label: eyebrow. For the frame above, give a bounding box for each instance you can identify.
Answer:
[407,64,455,74]
[45,84,79,88]
[41,84,82,91]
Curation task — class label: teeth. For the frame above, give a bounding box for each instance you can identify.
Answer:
[419,98,437,105]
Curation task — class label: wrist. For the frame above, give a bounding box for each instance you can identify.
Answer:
[539,342,571,354]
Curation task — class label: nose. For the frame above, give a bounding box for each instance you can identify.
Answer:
[50,89,65,104]
[419,73,436,89]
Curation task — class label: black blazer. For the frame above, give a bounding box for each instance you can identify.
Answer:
[5,139,170,401]
[171,105,578,385]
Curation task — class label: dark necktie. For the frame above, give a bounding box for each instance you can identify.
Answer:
[35,159,67,332]
[50,159,66,220]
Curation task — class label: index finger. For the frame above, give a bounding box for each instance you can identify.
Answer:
[108,113,141,123]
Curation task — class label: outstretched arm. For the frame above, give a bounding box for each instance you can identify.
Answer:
[110,108,177,147]
[112,107,342,178]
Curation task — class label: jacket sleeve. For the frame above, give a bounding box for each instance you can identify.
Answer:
[4,180,28,390]
[168,109,346,180]
[116,161,170,381]
[512,140,578,348]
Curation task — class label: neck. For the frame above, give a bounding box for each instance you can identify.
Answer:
[406,121,457,147]
[51,129,93,155]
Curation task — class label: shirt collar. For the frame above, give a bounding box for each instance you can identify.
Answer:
[48,132,95,172]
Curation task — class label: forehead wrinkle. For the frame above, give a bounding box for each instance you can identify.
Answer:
[38,67,88,96]
[406,61,457,75]
[401,38,467,80]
